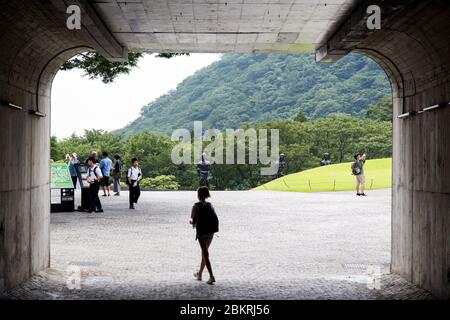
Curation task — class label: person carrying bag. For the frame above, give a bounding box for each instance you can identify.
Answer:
[112,154,123,196]
[190,186,219,285]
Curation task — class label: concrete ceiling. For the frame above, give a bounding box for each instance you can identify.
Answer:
[91,0,358,53]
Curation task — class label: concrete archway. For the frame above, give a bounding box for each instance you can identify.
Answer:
[0,0,449,298]
[350,3,450,297]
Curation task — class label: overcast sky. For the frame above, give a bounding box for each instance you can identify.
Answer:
[51,53,222,139]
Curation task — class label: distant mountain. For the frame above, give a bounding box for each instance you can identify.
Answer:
[116,53,391,135]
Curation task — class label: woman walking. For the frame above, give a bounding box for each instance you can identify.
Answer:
[190,186,219,285]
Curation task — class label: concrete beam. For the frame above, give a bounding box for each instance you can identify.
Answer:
[50,0,128,62]
[315,44,348,63]
[315,0,413,63]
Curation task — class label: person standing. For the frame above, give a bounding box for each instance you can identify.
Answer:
[86,156,104,213]
[127,158,142,210]
[100,151,113,197]
[352,153,367,196]
[67,153,79,188]
[91,150,99,164]
[112,154,122,196]
[190,186,219,285]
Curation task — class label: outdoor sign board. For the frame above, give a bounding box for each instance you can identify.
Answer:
[76,163,90,188]
[51,162,75,212]
[51,163,74,189]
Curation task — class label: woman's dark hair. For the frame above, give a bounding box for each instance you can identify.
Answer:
[114,154,121,160]
[197,186,211,202]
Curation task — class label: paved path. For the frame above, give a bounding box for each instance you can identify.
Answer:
[1,190,434,299]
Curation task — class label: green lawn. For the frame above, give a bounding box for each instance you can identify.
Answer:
[254,158,392,192]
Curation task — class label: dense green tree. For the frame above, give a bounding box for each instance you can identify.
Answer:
[365,95,393,122]
[50,135,64,161]
[57,130,123,161]
[293,111,308,122]
[305,116,364,163]
[52,117,392,190]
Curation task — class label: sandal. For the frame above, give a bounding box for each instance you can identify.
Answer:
[206,276,216,285]
[193,272,202,281]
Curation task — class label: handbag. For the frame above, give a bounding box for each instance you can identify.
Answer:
[112,170,121,179]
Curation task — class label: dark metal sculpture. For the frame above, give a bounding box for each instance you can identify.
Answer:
[197,153,211,187]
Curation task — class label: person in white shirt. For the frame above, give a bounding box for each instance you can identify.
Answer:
[127,158,142,210]
[86,156,104,213]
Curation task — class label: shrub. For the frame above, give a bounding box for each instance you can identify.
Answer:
[139,175,180,190]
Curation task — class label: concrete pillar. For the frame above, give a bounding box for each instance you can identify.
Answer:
[355,1,450,298]
[0,1,94,291]
[319,0,450,298]
[0,87,51,291]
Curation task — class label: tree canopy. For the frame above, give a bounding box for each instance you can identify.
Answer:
[60,52,188,83]
[365,95,393,122]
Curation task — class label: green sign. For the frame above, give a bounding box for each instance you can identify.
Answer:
[51,163,74,189]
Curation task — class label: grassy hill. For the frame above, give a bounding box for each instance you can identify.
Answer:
[116,53,390,135]
[254,158,392,192]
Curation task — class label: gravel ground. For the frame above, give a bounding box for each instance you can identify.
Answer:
[1,189,435,300]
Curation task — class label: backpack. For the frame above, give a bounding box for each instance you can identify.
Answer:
[126,167,141,185]
[196,202,219,235]
[89,165,100,178]
[351,161,361,175]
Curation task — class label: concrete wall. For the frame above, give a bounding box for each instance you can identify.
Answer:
[355,1,450,298]
[0,0,127,290]
[0,1,94,291]
[0,44,51,291]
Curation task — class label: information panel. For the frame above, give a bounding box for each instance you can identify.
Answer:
[51,163,74,189]
[51,189,61,204]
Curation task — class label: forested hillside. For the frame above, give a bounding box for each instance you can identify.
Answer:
[117,53,391,135]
